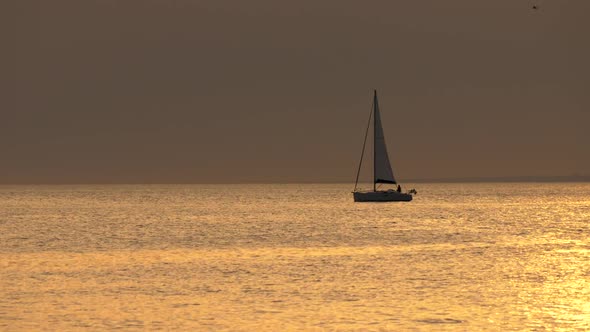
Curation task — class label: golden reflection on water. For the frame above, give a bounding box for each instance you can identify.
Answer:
[0,183,589,330]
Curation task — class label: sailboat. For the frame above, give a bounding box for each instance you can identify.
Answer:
[352,90,414,202]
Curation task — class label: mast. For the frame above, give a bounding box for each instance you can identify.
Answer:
[353,94,374,192]
[373,90,377,192]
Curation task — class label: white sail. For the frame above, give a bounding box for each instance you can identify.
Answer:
[373,92,397,184]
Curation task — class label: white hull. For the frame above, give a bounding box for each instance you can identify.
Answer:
[353,190,413,202]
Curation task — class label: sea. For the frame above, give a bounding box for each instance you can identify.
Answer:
[1,183,589,331]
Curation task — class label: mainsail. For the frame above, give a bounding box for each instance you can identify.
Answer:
[373,91,396,185]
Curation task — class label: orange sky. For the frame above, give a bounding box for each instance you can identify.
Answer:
[4,0,589,183]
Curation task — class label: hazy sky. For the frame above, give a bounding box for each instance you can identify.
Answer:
[5,0,590,183]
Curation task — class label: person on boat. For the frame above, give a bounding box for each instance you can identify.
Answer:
[397,185,401,192]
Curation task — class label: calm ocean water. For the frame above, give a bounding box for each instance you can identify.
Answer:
[1,183,589,331]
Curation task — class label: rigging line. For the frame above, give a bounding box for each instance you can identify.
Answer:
[353,95,374,192]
